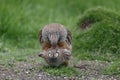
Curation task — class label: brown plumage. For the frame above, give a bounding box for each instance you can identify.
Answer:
[38,48,71,66]
[39,23,72,51]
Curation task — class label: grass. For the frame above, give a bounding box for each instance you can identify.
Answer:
[0,46,40,65]
[73,7,120,78]
[0,0,120,78]
[103,61,120,78]
[74,7,120,54]
[40,66,80,76]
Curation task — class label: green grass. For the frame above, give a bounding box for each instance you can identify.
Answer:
[73,7,120,77]
[0,0,120,77]
[40,66,80,76]
[0,46,40,65]
[103,61,120,78]
[74,7,120,54]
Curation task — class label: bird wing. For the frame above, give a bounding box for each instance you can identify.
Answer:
[66,28,72,46]
[38,29,43,45]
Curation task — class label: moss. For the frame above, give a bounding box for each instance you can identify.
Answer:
[74,7,120,54]
[77,7,120,29]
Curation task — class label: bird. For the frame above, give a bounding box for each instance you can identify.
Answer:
[38,48,71,66]
[38,23,72,51]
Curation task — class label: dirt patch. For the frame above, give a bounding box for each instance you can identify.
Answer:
[0,59,119,80]
[74,60,119,80]
[0,65,17,79]
[80,19,94,29]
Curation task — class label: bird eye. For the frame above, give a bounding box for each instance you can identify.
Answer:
[48,51,53,57]
[54,53,59,58]
[48,53,53,58]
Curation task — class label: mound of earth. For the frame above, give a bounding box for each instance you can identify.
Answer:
[74,7,120,54]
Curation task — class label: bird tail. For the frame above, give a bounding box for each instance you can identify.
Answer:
[48,33,59,48]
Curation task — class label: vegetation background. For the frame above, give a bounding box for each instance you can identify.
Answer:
[0,0,120,79]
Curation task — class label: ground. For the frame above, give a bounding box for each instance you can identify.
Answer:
[0,55,119,80]
[0,0,120,80]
